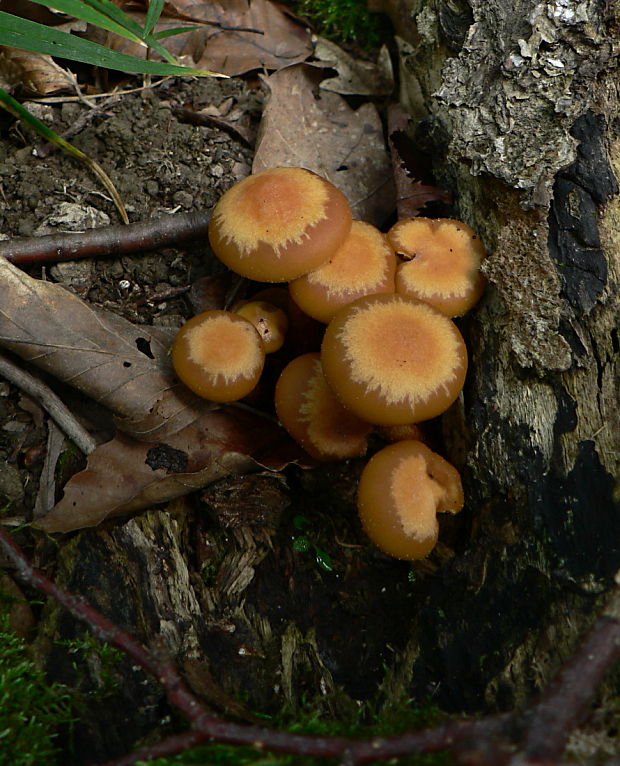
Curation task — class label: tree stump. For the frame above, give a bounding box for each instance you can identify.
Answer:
[372,0,620,715]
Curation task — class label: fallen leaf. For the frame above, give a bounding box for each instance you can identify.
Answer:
[0,45,74,96]
[253,64,395,226]
[314,38,393,97]
[0,258,208,441]
[387,103,452,218]
[34,407,309,533]
[107,0,312,77]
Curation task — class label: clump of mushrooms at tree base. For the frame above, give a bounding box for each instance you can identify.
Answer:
[171,166,486,561]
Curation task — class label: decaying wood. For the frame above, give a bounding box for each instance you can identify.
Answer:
[374,0,620,727]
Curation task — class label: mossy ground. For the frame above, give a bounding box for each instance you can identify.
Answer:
[0,623,73,765]
[289,0,392,49]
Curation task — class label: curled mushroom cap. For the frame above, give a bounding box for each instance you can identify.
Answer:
[232,299,289,353]
[172,310,265,402]
[275,352,371,461]
[357,440,464,560]
[321,294,467,426]
[208,167,352,282]
[388,217,485,317]
[289,220,397,323]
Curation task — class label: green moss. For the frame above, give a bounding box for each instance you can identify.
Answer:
[290,0,391,48]
[141,697,452,766]
[0,626,73,765]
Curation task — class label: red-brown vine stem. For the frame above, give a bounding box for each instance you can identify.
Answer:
[0,210,211,266]
[1,525,620,766]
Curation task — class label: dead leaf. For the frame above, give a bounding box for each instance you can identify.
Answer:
[33,407,309,533]
[0,46,75,96]
[0,258,208,441]
[387,103,452,218]
[315,38,394,97]
[253,64,395,226]
[107,0,312,77]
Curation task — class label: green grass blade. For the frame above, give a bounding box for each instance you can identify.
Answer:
[0,12,225,77]
[29,0,177,65]
[153,25,199,40]
[79,0,148,40]
[76,0,179,65]
[144,0,165,35]
[0,87,129,223]
[24,0,145,46]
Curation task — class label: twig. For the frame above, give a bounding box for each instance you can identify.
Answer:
[523,574,620,761]
[35,99,118,159]
[0,527,517,765]
[0,351,97,455]
[0,210,212,266]
[2,528,620,766]
[96,730,208,766]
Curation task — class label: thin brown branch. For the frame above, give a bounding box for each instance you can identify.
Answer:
[0,527,516,765]
[0,351,97,455]
[3,528,619,766]
[0,210,211,266]
[95,730,208,766]
[523,576,620,761]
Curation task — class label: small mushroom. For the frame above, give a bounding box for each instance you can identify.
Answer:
[274,352,372,461]
[357,440,464,560]
[232,299,289,353]
[289,220,397,323]
[387,217,485,317]
[208,167,352,282]
[172,310,265,402]
[321,294,468,425]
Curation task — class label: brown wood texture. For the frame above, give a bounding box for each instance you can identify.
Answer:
[376,0,620,713]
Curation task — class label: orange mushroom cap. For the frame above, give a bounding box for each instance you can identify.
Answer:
[321,294,468,426]
[357,440,464,560]
[172,310,265,402]
[274,352,371,461]
[289,220,397,323]
[208,167,352,282]
[232,299,289,353]
[387,217,485,317]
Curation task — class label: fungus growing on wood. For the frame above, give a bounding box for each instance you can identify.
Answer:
[289,220,397,323]
[275,352,371,461]
[387,217,485,317]
[357,440,464,560]
[233,299,288,353]
[172,310,265,402]
[321,294,468,425]
[208,167,352,282]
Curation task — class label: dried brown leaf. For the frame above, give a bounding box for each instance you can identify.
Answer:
[33,407,307,533]
[0,258,208,441]
[0,46,74,96]
[107,0,312,77]
[253,64,395,226]
[387,103,452,218]
[314,38,394,97]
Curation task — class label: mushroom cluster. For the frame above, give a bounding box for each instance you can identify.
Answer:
[171,166,486,561]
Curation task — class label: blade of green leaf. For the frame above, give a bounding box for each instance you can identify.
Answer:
[0,12,225,77]
[24,0,145,46]
[153,26,199,40]
[144,0,165,36]
[81,0,148,39]
[79,0,177,64]
[27,0,177,65]
[0,87,129,224]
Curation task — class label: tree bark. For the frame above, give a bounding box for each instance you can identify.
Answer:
[374,0,620,714]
